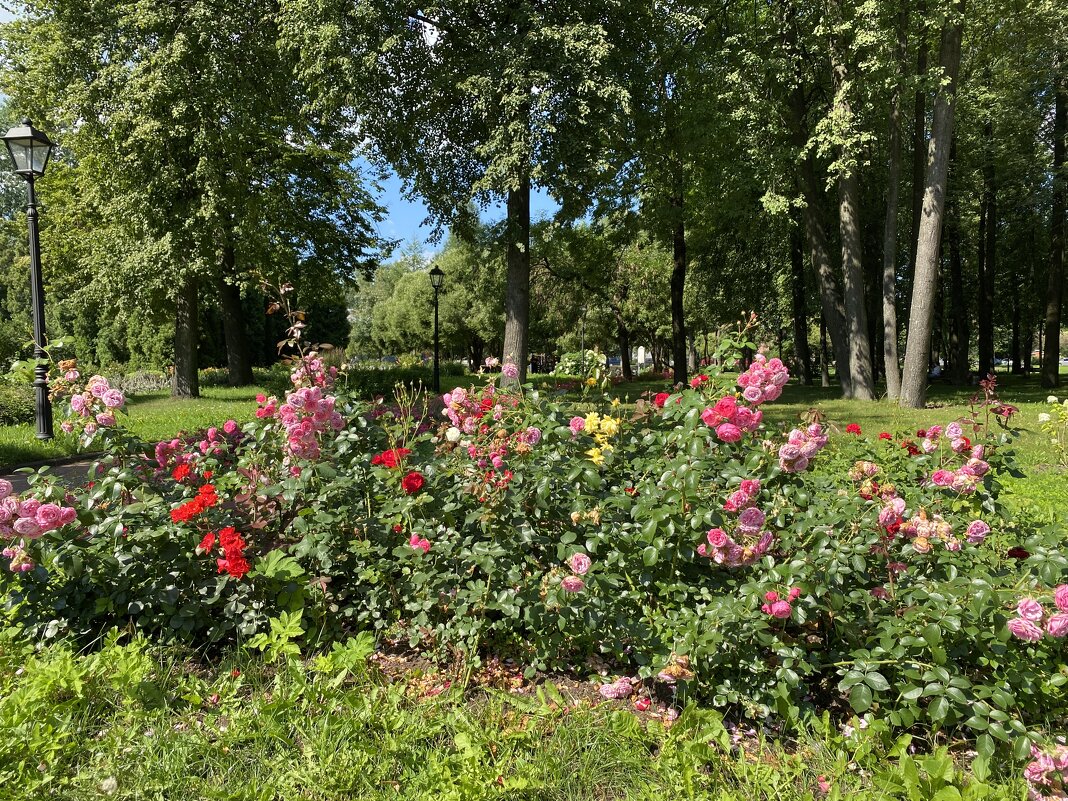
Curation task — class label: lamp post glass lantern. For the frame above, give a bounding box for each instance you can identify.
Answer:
[429,265,444,392]
[3,118,55,440]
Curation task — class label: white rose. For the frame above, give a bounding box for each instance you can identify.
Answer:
[445,426,462,443]
[1039,413,1051,423]
[1048,396,1059,404]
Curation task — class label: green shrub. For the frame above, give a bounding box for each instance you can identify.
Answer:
[0,381,33,425]
[2,343,1066,764]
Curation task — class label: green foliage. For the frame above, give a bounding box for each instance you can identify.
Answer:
[0,382,33,426]
[0,625,1028,799]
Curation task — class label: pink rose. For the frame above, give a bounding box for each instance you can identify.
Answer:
[930,469,954,487]
[13,517,42,538]
[742,386,763,404]
[569,416,586,436]
[706,528,727,548]
[568,552,592,575]
[102,388,125,409]
[769,600,792,619]
[965,520,990,544]
[501,363,519,379]
[737,507,765,534]
[739,479,761,496]
[1017,598,1044,621]
[95,412,115,426]
[715,423,742,443]
[946,422,963,439]
[561,576,585,593]
[1046,614,1068,638]
[34,503,63,530]
[0,479,11,500]
[1055,585,1068,613]
[1007,617,1044,642]
[712,396,737,420]
[70,394,86,413]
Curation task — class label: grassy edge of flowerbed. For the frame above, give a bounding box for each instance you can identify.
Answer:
[0,626,1029,800]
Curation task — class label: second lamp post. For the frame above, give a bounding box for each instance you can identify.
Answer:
[429,265,444,392]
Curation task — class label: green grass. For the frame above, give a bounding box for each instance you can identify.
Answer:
[0,630,1026,800]
[0,385,266,470]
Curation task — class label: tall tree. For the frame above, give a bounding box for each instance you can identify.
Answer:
[900,0,966,408]
[284,0,629,383]
[1,0,384,395]
[1042,54,1067,388]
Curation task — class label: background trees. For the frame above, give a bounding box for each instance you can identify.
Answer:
[0,0,1064,403]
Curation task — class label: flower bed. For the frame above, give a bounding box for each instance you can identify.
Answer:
[1,335,1064,766]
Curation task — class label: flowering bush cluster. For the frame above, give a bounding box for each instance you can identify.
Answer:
[0,478,78,572]
[1025,743,1068,801]
[1007,587,1068,642]
[3,323,1066,768]
[1039,395,1068,468]
[50,360,126,444]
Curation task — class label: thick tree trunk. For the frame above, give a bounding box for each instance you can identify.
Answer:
[947,188,969,384]
[172,275,200,398]
[790,216,813,385]
[501,175,531,384]
[670,192,688,386]
[977,120,997,378]
[900,0,965,408]
[883,0,908,398]
[1042,58,1067,388]
[909,0,928,277]
[830,41,875,399]
[218,248,253,386]
[469,336,484,371]
[838,168,875,398]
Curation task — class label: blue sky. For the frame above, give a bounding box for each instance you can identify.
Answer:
[371,167,559,259]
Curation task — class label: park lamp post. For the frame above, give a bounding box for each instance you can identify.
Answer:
[3,119,55,440]
[429,264,444,393]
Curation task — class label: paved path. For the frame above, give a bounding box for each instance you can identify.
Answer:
[0,458,100,494]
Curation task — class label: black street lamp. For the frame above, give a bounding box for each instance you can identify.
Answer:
[429,264,445,393]
[3,119,55,440]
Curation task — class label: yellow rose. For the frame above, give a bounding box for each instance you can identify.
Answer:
[600,417,620,436]
[584,412,601,432]
[586,447,605,465]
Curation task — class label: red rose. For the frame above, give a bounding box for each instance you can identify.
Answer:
[654,392,670,408]
[878,432,892,440]
[401,471,425,495]
[373,448,412,469]
[198,532,216,553]
[845,424,861,435]
[172,464,191,482]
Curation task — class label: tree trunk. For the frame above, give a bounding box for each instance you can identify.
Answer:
[218,247,253,386]
[838,168,875,398]
[947,184,969,384]
[614,307,633,380]
[883,0,909,398]
[909,0,928,277]
[1011,292,1022,374]
[820,316,831,387]
[977,119,997,378]
[501,175,531,384]
[830,38,875,400]
[1042,56,1066,388]
[792,118,851,393]
[670,191,688,386]
[469,335,484,371]
[790,212,813,385]
[172,275,200,398]
[900,0,965,408]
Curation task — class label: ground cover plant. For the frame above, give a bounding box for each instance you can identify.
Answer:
[1,320,1067,795]
[0,626,1032,799]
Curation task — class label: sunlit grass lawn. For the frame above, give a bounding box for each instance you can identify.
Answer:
[3,373,1066,520]
[0,385,265,469]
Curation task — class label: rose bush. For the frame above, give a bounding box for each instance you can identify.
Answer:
[2,332,1065,761]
